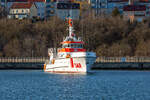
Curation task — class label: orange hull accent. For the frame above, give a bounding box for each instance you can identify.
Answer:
[61,41,84,44]
[58,48,86,52]
[44,64,46,71]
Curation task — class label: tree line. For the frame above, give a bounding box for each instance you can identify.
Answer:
[0,15,150,57]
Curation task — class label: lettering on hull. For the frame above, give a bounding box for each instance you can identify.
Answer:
[74,63,82,68]
[70,58,82,68]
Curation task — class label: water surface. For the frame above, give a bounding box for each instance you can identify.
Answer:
[0,70,150,100]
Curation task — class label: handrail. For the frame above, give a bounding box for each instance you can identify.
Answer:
[0,57,49,63]
[1,57,150,63]
[96,57,150,63]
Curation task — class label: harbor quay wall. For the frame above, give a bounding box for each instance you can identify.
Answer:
[0,57,150,70]
[93,57,150,70]
[92,62,150,70]
[0,57,49,69]
[0,62,44,69]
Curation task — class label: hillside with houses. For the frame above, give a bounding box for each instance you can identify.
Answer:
[0,0,150,57]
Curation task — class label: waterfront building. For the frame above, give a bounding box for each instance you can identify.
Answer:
[138,0,150,16]
[71,0,90,9]
[0,0,5,8]
[107,0,128,14]
[123,5,146,22]
[1,0,46,19]
[3,0,80,19]
[90,0,129,16]
[90,0,108,16]
[71,0,90,16]
[1,0,56,19]
[5,0,29,11]
[89,0,150,21]
[33,0,45,19]
[45,0,56,18]
[2,0,150,21]
[8,2,38,19]
[51,0,87,17]
[56,2,80,19]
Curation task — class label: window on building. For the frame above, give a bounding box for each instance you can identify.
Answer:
[50,10,54,14]
[64,5,67,9]
[18,15,22,19]
[46,0,50,3]
[46,5,50,8]
[42,13,44,16]
[22,10,24,13]
[51,5,54,8]
[26,9,28,13]
[16,10,18,13]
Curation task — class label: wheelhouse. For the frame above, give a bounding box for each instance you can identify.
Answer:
[62,43,83,48]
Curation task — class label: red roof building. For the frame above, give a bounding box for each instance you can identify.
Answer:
[11,2,33,9]
[28,0,45,2]
[123,5,146,11]
[123,5,147,22]
[8,2,38,19]
[7,0,45,2]
[139,0,150,2]
[108,0,128,3]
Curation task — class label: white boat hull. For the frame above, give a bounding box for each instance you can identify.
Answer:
[44,57,96,73]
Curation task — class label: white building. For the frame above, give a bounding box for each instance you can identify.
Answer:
[8,2,37,19]
[2,0,57,19]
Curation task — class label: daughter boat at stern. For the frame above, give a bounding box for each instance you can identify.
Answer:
[44,17,96,73]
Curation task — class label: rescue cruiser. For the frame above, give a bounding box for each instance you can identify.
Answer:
[44,17,96,73]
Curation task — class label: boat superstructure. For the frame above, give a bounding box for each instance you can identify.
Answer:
[44,17,96,73]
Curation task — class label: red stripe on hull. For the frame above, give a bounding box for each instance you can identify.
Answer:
[70,58,74,68]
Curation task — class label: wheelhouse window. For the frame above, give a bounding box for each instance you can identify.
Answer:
[62,44,68,48]
[62,43,83,48]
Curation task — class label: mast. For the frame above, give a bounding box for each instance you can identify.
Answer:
[67,2,75,38]
[68,17,74,38]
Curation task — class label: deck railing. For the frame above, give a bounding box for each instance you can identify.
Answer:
[1,57,150,63]
[96,57,150,63]
[0,57,49,63]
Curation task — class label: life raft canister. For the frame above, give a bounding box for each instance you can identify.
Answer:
[66,54,70,58]
[51,59,55,64]
[44,64,46,71]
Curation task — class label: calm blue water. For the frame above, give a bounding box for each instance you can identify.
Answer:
[0,70,150,100]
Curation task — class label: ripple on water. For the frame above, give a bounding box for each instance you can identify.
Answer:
[0,70,150,100]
